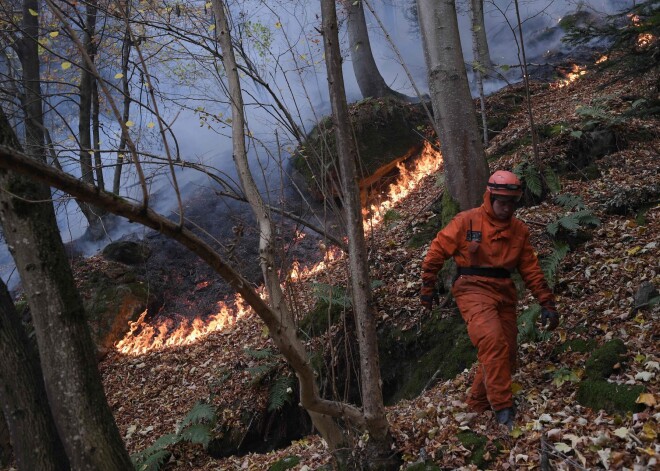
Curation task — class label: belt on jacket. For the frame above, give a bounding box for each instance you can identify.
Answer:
[456,266,512,278]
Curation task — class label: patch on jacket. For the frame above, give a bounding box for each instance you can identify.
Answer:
[466,230,482,242]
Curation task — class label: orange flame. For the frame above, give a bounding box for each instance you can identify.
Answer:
[552,64,586,89]
[595,55,608,64]
[364,141,443,229]
[116,295,254,355]
[115,143,440,355]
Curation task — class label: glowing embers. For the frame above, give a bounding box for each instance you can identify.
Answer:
[363,141,443,229]
[115,294,254,355]
[596,55,609,64]
[552,63,587,89]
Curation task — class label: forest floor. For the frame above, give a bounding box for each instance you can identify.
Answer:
[97,50,659,470]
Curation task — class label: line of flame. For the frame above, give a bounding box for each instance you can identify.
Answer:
[115,141,442,355]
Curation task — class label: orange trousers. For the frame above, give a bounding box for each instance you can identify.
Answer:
[453,280,518,412]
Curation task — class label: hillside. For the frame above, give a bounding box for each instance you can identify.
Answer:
[96,51,659,470]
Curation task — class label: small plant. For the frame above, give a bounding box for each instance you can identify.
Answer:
[517,304,550,344]
[513,160,561,197]
[131,401,217,471]
[244,348,295,412]
[551,367,581,387]
[540,242,570,289]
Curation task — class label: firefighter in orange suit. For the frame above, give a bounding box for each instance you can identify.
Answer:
[420,170,559,428]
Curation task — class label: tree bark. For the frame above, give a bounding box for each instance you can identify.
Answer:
[0,110,133,468]
[0,279,70,471]
[17,0,45,159]
[417,0,489,210]
[0,109,70,471]
[78,0,106,238]
[469,0,493,76]
[321,0,397,467]
[342,0,411,101]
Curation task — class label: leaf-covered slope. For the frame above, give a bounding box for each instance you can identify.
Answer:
[100,54,659,470]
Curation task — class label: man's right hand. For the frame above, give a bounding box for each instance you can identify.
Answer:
[420,285,439,310]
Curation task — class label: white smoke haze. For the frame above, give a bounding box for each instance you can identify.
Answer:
[0,0,640,288]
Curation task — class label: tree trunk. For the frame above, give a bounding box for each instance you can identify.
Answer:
[343,0,411,101]
[321,0,398,468]
[212,0,365,454]
[469,0,493,76]
[417,0,489,210]
[113,12,132,195]
[17,0,45,159]
[0,280,71,471]
[0,410,10,467]
[0,113,133,468]
[0,108,70,471]
[78,0,106,238]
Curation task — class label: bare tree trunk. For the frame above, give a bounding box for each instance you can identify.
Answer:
[469,0,493,76]
[417,0,489,210]
[0,280,70,471]
[17,0,45,159]
[113,11,132,195]
[0,108,70,471]
[212,0,358,453]
[78,0,106,238]
[0,116,133,469]
[0,410,10,467]
[342,0,411,101]
[470,4,489,147]
[321,0,398,467]
[92,78,104,190]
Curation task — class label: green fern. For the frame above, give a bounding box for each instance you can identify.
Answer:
[133,448,170,471]
[311,282,352,308]
[179,423,213,448]
[540,242,570,289]
[547,209,600,236]
[247,363,278,385]
[554,193,585,210]
[178,402,216,430]
[517,304,550,343]
[131,401,217,471]
[544,167,561,194]
[244,348,275,360]
[522,164,543,197]
[268,375,295,412]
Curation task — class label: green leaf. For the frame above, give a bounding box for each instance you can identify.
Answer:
[268,375,295,412]
[570,130,583,138]
[179,423,213,448]
[179,402,216,429]
[134,449,170,471]
[244,348,274,360]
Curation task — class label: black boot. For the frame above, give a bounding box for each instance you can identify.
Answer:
[495,407,515,430]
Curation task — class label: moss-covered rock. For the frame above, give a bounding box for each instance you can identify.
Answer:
[291,97,430,201]
[584,338,627,380]
[379,312,476,405]
[457,431,502,468]
[76,258,162,358]
[553,338,597,355]
[577,380,645,414]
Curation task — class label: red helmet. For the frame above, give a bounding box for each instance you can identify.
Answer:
[487,170,522,199]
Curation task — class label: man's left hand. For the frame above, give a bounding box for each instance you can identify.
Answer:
[540,308,559,331]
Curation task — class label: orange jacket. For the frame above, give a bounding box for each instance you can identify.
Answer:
[422,191,555,307]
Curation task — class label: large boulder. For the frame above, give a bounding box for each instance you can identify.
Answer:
[290,97,431,202]
[76,242,162,358]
